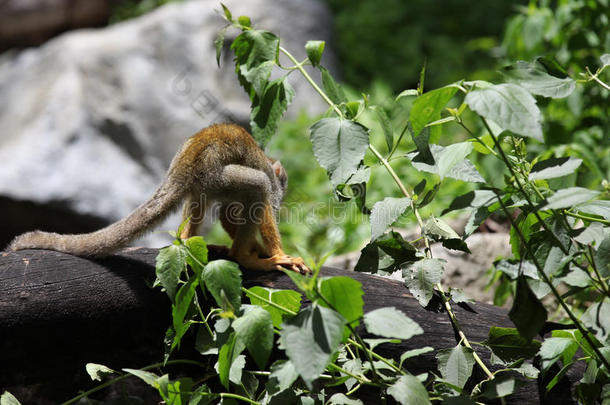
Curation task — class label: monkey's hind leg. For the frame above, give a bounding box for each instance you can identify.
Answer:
[180,191,207,239]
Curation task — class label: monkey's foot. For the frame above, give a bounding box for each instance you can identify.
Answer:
[235,252,310,274]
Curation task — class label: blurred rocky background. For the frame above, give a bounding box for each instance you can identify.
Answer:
[0,0,337,249]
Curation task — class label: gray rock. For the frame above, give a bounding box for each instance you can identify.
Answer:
[0,0,336,249]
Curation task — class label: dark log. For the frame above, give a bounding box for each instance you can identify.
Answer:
[0,248,581,403]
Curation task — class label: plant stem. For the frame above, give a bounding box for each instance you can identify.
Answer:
[61,359,207,405]
[565,211,610,225]
[220,393,261,404]
[495,194,610,371]
[347,338,404,374]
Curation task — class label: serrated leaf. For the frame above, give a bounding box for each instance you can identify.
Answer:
[203,260,242,313]
[185,236,208,274]
[503,61,576,98]
[582,299,610,344]
[479,375,525,399]
[542,187,600,210]
[86,363,115,382]
[406,144,484,183]
[305,40,325,68]
[465,83,543,141]
[528,157,582,180]
[155,244,187,302]
[436,345,475,389]
[328,393,363,405]
[233,305,273,369]
[403,259,444,306]
[321,66,347,105]
[251,76,295,147]
[319,277,364,326]
[437,142,474,179]
[576,200,610,221]
[281,304,345,389]
[484,327,541,363]
[246,286,302,328]
[310,118,370,187]
[373,106,394,152]
[370,197,411,240]
[354,231,418,274]
[509,277,547,340]
[410,86,457,136]
[387,375,431,405]
[231,30,279,95]
[363,307,423,340]
[538,337,576,372]
[266,360,299,395]
[424,217,460,240]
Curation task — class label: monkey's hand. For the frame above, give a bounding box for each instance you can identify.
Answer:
[233,250,310,274]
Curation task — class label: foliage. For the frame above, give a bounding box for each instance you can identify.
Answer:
[6,2,610,404]
[109,0,184,23]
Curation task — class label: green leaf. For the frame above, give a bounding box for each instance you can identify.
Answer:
[495,259,538,280]
[310,118,370,187]
[233,305,274,368]
[185,236,208,273]
[395,89,419,101]
[399,347,434,367]
[403,258,444,307]
[502,61,575,98]
[538,337,577,372]
[85,363,115,382]
[319,276,364,327]
[542,187,600,210]
[373,106,394,152]
[423,216,460,240]
[437,142,474,179]
[406,144,485,183]
[123,368,160,387]
[217,333,245,389]
[484,327,541,363]
[576,200,610,221]
[251,76,295,147]
[529,157,583,180]
[220,3,232,21]
[479,374,525,399]
[354,231,418,274]
[280,304,345,389]
[231,29,279,93]
[436,345,475,389]
[305,40,325,68]
[0,392,21,405]
[237,15,251,28]
[328,394,363,405]
[266,360,299,395]
[169,277,199,353]
[203,260,242,313]
[465,83,543,141]
[246,286,302,328]
[595,236,610,278]
[370,197,411,240]
[363,307,423,340]
[410,86,458,136]
[508,277,547,340]
[155,244,187,302]
[582,299,610,344]
[215,25,229,67]
[321,66,348,105]
[387,375,431,405]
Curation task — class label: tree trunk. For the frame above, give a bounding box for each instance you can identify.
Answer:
[0,248,580,403]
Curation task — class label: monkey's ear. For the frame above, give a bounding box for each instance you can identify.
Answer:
[271,160,288,187]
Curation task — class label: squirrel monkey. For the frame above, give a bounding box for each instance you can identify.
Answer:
[9,124,309,273]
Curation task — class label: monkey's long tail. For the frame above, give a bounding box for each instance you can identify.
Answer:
[9,171,190,257]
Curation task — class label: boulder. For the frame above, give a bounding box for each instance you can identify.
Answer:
[0,0,336,249]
